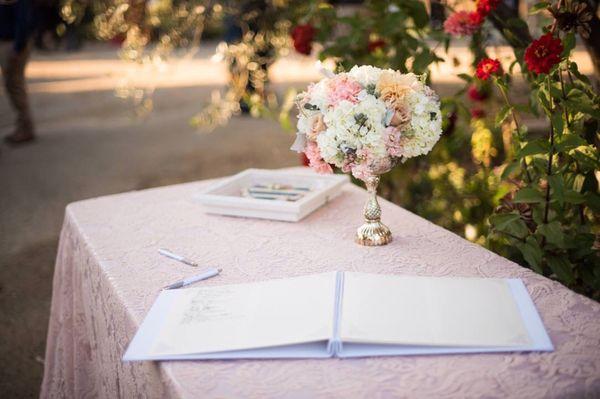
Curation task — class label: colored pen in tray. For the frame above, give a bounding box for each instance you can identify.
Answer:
[241,184,312,202]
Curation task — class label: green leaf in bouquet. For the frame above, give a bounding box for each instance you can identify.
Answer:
[514,187,545,203]
[546,255,575,285]
[516,236,543,273]
[495,105,513,127]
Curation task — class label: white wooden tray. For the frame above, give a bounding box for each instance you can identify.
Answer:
[193,169,348,222]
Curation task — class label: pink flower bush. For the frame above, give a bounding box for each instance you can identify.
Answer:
[443,11,482,36]
[305,141,333,174]
[327,75,362,106]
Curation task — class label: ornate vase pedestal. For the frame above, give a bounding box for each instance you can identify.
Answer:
[355,176,392,246]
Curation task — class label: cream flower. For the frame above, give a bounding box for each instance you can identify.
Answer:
[376,71,420,107]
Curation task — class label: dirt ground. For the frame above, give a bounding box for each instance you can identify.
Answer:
[0,43,593,398]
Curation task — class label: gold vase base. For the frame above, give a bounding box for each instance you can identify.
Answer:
[355,221,392,246]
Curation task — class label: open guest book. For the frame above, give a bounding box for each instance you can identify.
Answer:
[123,272,553,361]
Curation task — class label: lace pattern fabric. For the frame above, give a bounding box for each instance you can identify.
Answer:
[41,172,600,398]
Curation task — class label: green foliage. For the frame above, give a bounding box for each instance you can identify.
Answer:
[308,0,441,75]
[489,55,599,299]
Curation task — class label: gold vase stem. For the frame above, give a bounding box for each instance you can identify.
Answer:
[355,176,392,246]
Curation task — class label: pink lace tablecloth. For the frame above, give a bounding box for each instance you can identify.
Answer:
[41,171,600,399]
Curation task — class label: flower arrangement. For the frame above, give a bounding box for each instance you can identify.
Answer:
[292,65,442,182]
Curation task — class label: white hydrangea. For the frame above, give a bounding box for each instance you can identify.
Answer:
[317,95,388,166]
[316,128,342,164]
[306,79,329,111]
[395,89,442,159]
[348,65,387,87]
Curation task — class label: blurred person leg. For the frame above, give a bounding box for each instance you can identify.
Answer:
[0,41,35,144]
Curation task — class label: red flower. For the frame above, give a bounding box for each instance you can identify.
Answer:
[476,0,501,17]
[367,39,386,53]
[444,11,483,36]
[475,58,502,80]
[471,108,486,119]
[524,33,564,74]
[291,24,316,55]
[468,85,489,101]
[469,10,485,25]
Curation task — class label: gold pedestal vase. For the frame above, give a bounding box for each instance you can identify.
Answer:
[355,176,392,246]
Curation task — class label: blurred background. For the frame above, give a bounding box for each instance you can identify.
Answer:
[0,0,597,397]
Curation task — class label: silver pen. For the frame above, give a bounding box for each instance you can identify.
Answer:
[163,268,222,290]
[158,248,199,267]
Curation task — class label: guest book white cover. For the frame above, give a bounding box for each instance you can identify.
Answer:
[123,272,553,361]
[193,169,349,222]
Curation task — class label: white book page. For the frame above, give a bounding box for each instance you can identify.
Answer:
[150,272,336,356]
[340,272,531,347]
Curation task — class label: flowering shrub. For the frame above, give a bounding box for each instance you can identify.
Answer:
[467,3,600,299]
[292,0,599,299]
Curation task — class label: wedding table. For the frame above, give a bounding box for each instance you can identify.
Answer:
[41,169,600,398]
